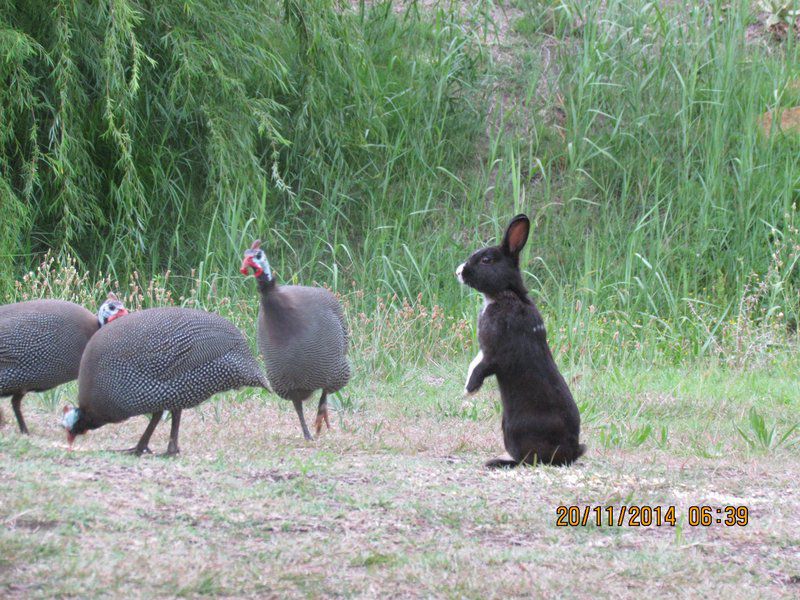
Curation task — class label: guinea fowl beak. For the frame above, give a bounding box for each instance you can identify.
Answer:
[66,432,76,449]
[107,307,128,323]
[240,256,263,277]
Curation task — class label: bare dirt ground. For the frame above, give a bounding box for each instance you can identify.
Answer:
[2,381,798,598]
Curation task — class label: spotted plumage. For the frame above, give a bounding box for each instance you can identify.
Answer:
[63,307,268,455]
[0,299,122,433]
[257,285,350,398]
[241,240,351,440]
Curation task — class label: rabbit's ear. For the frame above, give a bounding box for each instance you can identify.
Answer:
[501,214,530,257]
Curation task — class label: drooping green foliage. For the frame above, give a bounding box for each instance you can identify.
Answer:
[0,0,484,288]
[1,0,798,370]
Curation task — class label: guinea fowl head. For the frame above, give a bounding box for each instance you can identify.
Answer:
[240,239,272,281]
[97,293,128,326]
[61,405,86,448]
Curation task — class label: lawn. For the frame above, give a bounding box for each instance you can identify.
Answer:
[2,359,798,598]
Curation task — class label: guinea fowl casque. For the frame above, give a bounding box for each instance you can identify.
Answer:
[62,307,269,455]
[0,296,127,433]
[240,239,351,440]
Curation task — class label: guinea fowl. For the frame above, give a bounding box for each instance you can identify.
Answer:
[0,295,127,433]
[240,239,351,440]
[62,307,269,455]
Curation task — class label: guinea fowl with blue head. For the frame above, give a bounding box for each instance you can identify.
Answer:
[240,239,351,440]
[62,307,269,455]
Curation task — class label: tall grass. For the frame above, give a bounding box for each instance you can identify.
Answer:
[2,0,799,373]
[495,0,800,365]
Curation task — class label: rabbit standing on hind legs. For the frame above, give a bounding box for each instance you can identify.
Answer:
[456,214,585,468]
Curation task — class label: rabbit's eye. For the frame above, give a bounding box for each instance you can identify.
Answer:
[480,256,492,264]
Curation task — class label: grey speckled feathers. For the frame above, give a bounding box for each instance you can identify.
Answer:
[0,299,99,433]
[258,285,350,399]
[241,239,351,441]
[77,307,268,426]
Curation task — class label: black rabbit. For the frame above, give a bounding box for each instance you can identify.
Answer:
[456,214,585,468]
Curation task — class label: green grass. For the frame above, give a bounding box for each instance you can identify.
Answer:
[1,359,798,597]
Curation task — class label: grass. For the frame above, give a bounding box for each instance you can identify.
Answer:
[1,359,799,597]
[737,406,799,451]
[2,0,800,596]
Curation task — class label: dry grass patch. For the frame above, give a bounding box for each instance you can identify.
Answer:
[1,361,799,598]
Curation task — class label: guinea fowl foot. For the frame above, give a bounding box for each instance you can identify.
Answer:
[160,410,181,457]
[117,446,152,456]
[313,391,331,437]
[12,393,29,434]
[117,411,163,457]
[292,398,314,441]
[314,407,330,436]
[160,441,180,457]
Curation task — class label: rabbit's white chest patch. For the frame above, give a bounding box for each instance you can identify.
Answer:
[464,350,484,395]
[480,297,493,316]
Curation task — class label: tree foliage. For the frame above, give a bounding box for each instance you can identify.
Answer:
[0,0,483,285]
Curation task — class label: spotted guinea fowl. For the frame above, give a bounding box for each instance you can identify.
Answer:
[240,239,351,440]
[0,295,127,433]
[62,307,269,455]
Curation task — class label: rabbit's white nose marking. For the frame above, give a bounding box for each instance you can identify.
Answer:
[464,350,484,394]
[456,263,465,283]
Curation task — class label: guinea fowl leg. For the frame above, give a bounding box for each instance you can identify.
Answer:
[11,392,28,434]
[292,398,313,441]
[119,411,163,456]
[163,409,181,456]
[314,391,330,436]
